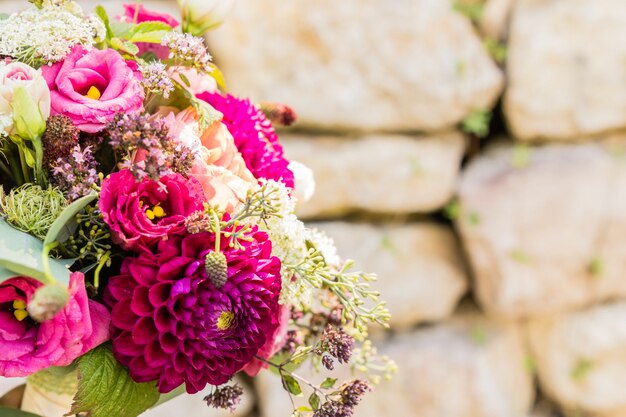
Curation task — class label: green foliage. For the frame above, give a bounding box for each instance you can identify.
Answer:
[281,375,302,396]
[320,378,338,389]
[0,407,41,417]
[0,219,72,284]
[0,184,66,240]
[512,144,531,169]
[461,109,492,138]
[453,0,484,24]
[588,257,604,277]
[468,326,488,346]
[70,344,160,417]
[509,249,531,264]
[484,37,507,64]
[571,359,594,381]
[43,193,96,248]
[443,200,461,220]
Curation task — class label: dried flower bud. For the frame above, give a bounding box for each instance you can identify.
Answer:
[316,325,354,365]
[203,383,243,412]
[260,102,298,126]
[27,284,69,322]
[205,251,228,289]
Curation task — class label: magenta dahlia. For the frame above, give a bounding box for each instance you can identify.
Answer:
[198,92,295,189]
[104,226,282,394]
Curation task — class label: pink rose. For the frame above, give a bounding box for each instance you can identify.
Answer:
[99,170,205,252]
[41,46,144,133]
[163,108,257,212]
[0,272,110,377]
[0,62,50,136]
[121,4,179,60]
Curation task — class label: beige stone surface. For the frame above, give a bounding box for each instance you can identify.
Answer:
[457,138,626,318]
[480,0,516,40]
[256,312,533,417]
[284,132,466,218]
[309,221,468,330]
[527,301,626,416]
[504,0,626,141]
[210,0,503,132]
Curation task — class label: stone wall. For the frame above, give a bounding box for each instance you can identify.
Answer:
[2,0,626,416]
[210,0,626,416]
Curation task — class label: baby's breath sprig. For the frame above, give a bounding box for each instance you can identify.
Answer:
[285,242,391,334]
[161,32,213,74]
[201,183,284,251]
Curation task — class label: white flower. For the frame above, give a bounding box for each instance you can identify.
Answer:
[288,160,316,203]
[177,0,235,36]
[306,228,341,269]
[0,4,104,66]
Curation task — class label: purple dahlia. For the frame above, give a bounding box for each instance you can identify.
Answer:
[198,92,295,189]
[104,226,282,394]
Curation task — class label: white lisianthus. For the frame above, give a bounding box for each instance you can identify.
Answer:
[177,0,235,36]
[289,160,316,203]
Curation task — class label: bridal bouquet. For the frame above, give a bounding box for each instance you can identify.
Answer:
[0,1,394,416]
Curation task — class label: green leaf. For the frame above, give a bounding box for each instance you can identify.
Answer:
[320,377,337,389]
[110,20,133,39]
[95,6,113,41]
[110,37,140,56]
[208,63,227,91]
[0,407,41,417]
[308,393,320,411]
[281,375,302,396]
[44,193,96,247]
[0,219,72,284]
[70,344,160,417]
[126,22,173,44]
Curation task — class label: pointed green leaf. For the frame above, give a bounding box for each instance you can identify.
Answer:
[281,375,302,396]
[320,377,337,389]
[0,407,41,417]
[69,344,160,417]
[43,193,96,247]
[308,393,320,411]
[95,6,113,41]
[110,37,140,56]
[0,219,72,284]
[208,63,227,91]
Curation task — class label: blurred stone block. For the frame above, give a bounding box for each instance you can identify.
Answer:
[527,301,626,416]
[284,132,466,218]
[457,138,626,318]
[308,221,468,330]
[480,0,516,40]
[504,0,626,141]
[256,312,533,417]
[210,0,503,132]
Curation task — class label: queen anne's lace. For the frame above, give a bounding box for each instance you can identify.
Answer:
[0,3,105,66]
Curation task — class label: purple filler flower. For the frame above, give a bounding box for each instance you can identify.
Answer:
[104,225,282,394]
[99,170,205,252]
[198,93,295,189]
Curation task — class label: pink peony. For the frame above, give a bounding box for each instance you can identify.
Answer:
[105,225,282,393]
[121,4,179,60]
[0,272,110,377]
[99,170,205,252]
[199,93,295,189]
[41,46,144,133]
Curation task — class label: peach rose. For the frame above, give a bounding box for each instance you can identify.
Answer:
[163,107,256,212]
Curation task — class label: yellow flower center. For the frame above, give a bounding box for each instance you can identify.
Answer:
[146,203,167,221]
[216,311,235,331]
[86,86,101,100]
[12,299,28,321]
